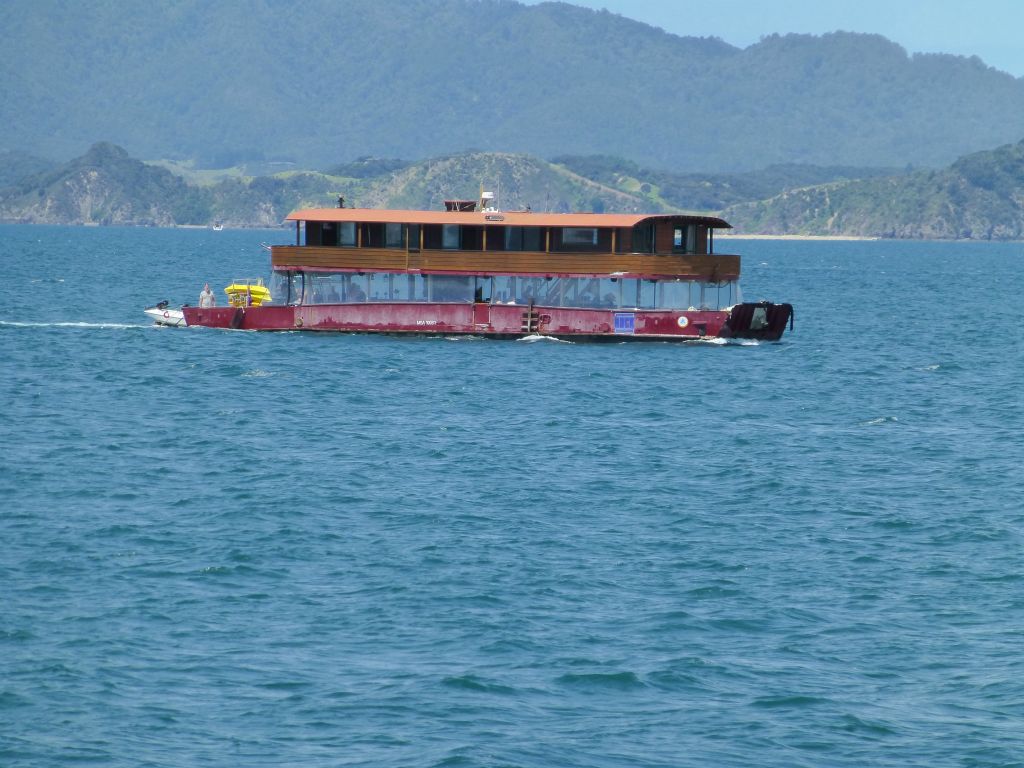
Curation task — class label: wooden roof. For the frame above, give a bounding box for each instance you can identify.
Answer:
[287,208,731,229]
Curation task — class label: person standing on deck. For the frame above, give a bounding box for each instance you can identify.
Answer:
[199,283,216,308]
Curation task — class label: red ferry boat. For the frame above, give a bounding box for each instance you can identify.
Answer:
[152,198,793,341]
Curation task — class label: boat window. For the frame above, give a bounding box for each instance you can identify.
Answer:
[429,275,473,302]
[442,224,460,250]
[305,222,330,246]
[410,273,428,301]
[486,226,506,251]
[596,277,620,308]
[493,276,517,303]
[695,282,710,310]
[502,226,544,251]
[368,273,391,301]
[639,279,656,309]
[561,277,578,306]
[619,278,640,309]
[563,228,597,246]
[461,226,483,251]
[514,277,545,305]
[344,273,369,302]
[385,224,405,249]
[474,276,493,303]
[673,225,696,254]
[338,222,357,247]
[555,278,574,305]
[388,274,414,301]
[657,280,693,310]
[557,280,602,309]
[524,227,543,251]
[320,274,344,303]
[614,227,632,253]
[407,224,421,251]
[631,222,655,253]
[361,223,385,248]
[271,272,299,305]
[705,280,739,309]
[304,274,330,304]
[686,280,739,310]
[552,227,609,253]
[321,223,335,247]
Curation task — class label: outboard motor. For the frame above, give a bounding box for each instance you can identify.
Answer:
[723,302,794,341]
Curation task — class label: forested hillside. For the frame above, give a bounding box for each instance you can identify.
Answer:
[6,140,1024,240]
[724,139,1024,239]
[3,0,1024,172]
[552,156,901,211]
[0,144,673,227]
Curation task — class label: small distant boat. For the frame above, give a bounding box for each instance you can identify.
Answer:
[212,221,224,231]
[144,301,186,327]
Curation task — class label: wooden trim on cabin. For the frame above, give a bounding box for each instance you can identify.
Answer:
[270,246,740,279]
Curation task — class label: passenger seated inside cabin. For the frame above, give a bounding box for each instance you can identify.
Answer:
[602,293,617,307]
[326,285,340,302]
[350,285,366,302]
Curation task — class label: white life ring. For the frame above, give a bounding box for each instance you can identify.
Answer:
[163,310,170,319]
[677,316,689,328]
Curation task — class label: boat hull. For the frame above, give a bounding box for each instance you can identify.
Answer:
[179,302,792,341]
[144,306,187,327]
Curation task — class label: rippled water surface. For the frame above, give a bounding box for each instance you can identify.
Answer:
[2,225,1023,767]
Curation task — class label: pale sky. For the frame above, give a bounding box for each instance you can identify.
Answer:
[523,0,1024,78]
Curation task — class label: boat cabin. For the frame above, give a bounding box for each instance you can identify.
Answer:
[268,206,742,311]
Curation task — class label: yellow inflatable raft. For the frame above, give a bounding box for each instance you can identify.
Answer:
[225,281,271,307]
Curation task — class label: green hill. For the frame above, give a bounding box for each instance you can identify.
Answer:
[0,151,56,188]
[552,155,902,211]
[3,1,1024,172]
[724,139,1024,239]
[8,140,1024,240]
[0,143,208,226]
[0,144,673,226]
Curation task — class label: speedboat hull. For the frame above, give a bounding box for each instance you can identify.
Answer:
[144,306,187,327]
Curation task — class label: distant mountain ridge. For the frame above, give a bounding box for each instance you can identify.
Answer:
[2,0,1024,171]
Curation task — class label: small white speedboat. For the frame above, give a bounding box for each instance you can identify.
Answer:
[144,301,187,327]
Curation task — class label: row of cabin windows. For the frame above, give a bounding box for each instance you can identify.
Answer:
[271,272,739,310]
[305,222,704,254]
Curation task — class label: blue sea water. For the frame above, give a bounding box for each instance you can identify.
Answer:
[2,224,1023,767]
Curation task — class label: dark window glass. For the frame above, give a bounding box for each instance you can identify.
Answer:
[339,222,356,246]
[385,223,405,248]
[632,223,654,253]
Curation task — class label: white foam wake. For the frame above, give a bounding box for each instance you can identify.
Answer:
[517,334,572,344]
[0,320,148,330]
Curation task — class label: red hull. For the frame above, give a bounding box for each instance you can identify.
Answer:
[179,302,766,340]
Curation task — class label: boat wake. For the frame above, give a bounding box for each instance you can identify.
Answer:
[518,334,573,344]
[0,320,149,330]
[696,337,760,346]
